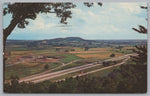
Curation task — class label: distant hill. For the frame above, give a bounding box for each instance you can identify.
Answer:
[62,37,86,42]
[44,37,87,42]
[6,37,147,48]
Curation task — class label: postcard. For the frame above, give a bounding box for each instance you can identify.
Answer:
[3,2,147,93]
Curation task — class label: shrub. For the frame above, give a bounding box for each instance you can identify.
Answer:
[110,53,115,57]
[44,64,49,69]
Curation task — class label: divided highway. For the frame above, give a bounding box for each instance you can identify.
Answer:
[19,53,137,83]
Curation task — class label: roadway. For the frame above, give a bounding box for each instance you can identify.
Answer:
[19,53,137,83]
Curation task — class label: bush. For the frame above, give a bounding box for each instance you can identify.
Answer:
[110,53,115,57]
[44,64,49,69]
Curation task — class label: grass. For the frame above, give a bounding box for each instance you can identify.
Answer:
[51,58,103,72]
[50,71,80,82]
[76,52,123,59]
[45,62,62,70]
[5,47,81,80]
[89,47,112,51]
[10,47,28,51]
[32,48,56,55]
[7,46,28,51]
[87,59,135,78]
[81,65,104,73]
[50,60,133,81]
[5,62,62,80]
[111,50,133,54]
[49,64,118,81]
[88,66,120,78]
[51,61,86,72]
[58,53,81,63]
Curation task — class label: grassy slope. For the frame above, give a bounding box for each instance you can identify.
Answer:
[5,62,62,80]
[87,60,135,78]
[59,54,81,63]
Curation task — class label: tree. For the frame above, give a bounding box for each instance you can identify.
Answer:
[3,2,102,49]
[70,49,75,51]
[132,6,147,65]
[8,51,11,57]
[65,49,69,52]
[3,3,76,49]
[116,46,123,50]
[110,53,115,57]
[56,48,60,51]
[84,47,89,51]
[44,64,49,70]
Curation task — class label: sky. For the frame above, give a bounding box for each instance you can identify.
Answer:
[3,2,147,40]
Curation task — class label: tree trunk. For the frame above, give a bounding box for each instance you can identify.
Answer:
[3,18,19,48]
[3,18,19,90]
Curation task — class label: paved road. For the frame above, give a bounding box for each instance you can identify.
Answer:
[19,62,102,83]
[20,59,82,80]
[55,57,130,82]
[19,53,137,83]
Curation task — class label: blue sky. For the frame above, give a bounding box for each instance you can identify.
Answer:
[3,2,147,40]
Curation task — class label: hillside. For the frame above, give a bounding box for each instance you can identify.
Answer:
[6,37,147,48]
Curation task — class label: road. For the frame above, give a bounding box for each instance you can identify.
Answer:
[55,57,130,82]
[20,59,81,80]
[19,53,137,83]
[19,62,102,83]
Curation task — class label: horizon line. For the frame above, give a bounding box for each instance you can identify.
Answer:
[6,38,147,41]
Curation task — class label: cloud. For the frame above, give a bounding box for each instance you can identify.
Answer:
[72,9,83,15]
[88,11,95,16]
[28,15,56,30]
[119,3,142,14]
[69,2,147,39]
[7,3,147,40]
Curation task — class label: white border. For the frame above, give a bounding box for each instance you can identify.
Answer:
[0,0,149,96]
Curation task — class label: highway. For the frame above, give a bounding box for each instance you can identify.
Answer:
[19,53,137,83]
[55,57,130,82]
[19,62,102,83]
[20,59,81,80]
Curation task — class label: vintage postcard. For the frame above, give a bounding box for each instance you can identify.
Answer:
[3,2,147,93]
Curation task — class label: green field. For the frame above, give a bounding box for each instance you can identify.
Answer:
[56,53,81,63]
[5,62,62,80]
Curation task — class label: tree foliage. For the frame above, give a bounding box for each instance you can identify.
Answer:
[110,53,115,57]
[132,45,147,64]
[132,6,147,65]
[44,64,49,70]
[3,3,76,44]
[3,2,102,43]
[4,63,147,93]
[132,25,147,34]
[84,47,89,51]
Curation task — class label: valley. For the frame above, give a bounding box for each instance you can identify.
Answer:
[4,37,146,83]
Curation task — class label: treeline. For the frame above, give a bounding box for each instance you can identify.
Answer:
[4,63,147,93]
[6,39,147,48]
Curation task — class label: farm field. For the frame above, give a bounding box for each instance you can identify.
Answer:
[5,38,143,83]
